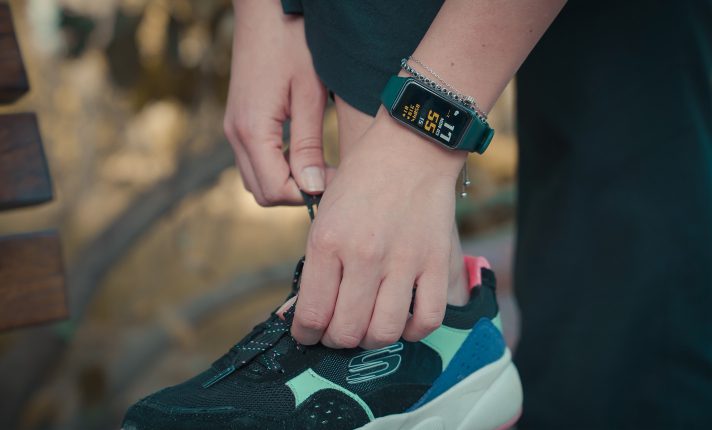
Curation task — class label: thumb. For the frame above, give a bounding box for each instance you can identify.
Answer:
[288,79,327,194]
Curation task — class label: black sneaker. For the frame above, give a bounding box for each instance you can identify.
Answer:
[121,256,522,430]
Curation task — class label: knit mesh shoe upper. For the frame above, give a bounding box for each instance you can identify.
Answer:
[122,257,504,430]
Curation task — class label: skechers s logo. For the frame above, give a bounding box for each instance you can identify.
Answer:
[346,342,404,384]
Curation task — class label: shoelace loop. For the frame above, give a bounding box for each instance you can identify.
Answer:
[203,258,305,388]
[203,193,319,389]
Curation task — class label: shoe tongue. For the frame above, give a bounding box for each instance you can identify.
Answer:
[205,259,304,387]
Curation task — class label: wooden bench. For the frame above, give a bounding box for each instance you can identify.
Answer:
[0,3,29,103]
[0,3,67,331]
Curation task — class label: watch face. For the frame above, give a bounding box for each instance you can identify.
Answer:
[391,81,472,148]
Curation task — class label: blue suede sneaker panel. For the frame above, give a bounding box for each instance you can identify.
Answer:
[408,317,505,410]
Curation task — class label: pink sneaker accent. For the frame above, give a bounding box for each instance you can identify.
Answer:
[495,408,522,430]
[464,255,492,291]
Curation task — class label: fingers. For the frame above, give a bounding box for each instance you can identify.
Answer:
[224,114,303,206]
[225,78,327,206]
[288,78,328,195]
[296,226,448,348]
[360,272,415,350]
[321,263,382,349]
[292,233,341,345]
[242,128,303,206]
[403,265,448,342]
[228,139,260,194]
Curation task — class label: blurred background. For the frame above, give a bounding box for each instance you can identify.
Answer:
[0,0,519,429]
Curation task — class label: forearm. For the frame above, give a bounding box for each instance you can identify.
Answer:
[370,0,565,176]
[411,0,566,113]
[231,0,284,48]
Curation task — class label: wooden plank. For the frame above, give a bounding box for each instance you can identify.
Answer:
[0,230,67,331]
[0,3,29,103]
[0,113,53,209]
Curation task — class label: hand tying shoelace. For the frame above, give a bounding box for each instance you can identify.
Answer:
[122,191,521,430]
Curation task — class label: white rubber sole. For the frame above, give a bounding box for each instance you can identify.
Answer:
[357,349,523,430]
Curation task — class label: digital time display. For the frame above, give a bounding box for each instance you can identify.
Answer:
[391,81,472,148]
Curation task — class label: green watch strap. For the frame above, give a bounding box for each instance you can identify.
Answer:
[380,75,409,109]
[462,118,495,154]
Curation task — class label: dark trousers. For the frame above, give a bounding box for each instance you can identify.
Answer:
[514,1,712,428]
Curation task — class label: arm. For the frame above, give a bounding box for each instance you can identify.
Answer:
[224,0,330,206]
[292,0,566,348]
[413,0,565,114]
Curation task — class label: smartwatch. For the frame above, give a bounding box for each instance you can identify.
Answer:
[380,76,494,154]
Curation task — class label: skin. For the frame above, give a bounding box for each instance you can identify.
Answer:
[226,0,566,350]
[224,0,333,205]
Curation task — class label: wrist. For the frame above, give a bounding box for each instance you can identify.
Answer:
[372,106,466,180]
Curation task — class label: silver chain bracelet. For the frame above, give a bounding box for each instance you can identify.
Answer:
[460,162,472,198]
[400,57,488,120]
[400,57,479,198]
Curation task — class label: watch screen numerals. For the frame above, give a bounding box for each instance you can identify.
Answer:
[424,109,440,134]
[440,121,454,142]
[392,82,472,148]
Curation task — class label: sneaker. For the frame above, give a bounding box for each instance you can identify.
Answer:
[122,256,522,430]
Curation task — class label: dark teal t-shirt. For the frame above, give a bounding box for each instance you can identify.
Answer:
[282,0,444,116]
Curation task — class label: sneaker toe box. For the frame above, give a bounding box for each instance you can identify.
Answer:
[122,395,276,430]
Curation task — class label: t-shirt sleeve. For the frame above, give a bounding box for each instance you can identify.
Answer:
[281,0,303,14]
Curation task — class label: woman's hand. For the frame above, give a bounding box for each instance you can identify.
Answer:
[224,0,328,206]
[291,109,466,349]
